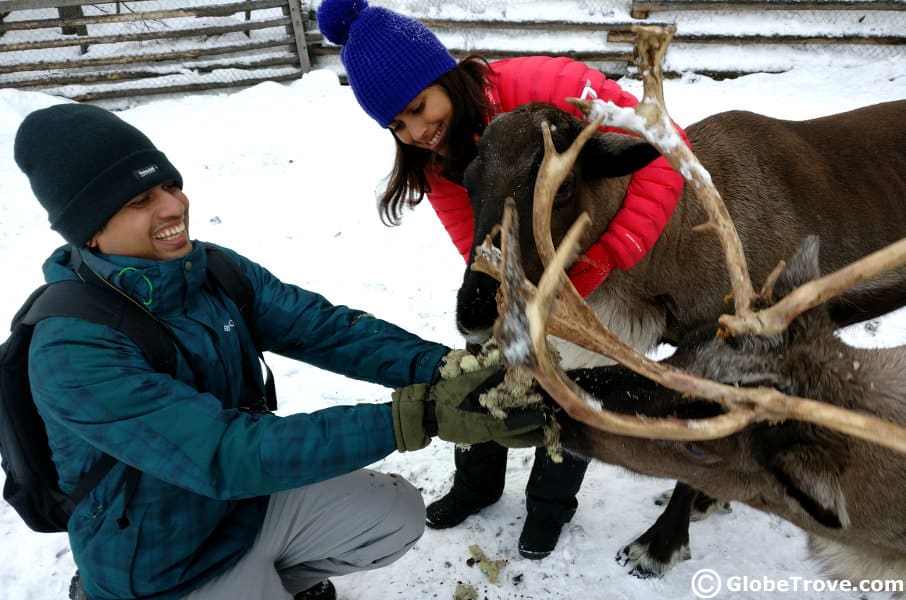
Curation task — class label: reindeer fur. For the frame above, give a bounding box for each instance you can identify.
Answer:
[457,99,906,368]
[559,237,906,588]
[455,99,906,578]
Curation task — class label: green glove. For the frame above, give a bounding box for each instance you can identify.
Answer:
[390,367,547,452]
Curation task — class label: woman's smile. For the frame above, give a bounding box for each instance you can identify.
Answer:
[426,122,445,150]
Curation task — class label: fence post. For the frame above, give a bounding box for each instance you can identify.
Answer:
[285,0,311,72]
[58,5,87,36]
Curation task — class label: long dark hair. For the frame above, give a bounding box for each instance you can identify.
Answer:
[378,55,494,226]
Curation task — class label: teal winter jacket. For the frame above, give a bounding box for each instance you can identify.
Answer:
[28,241,448,600]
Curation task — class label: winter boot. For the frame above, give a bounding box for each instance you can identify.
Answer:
[69,571,87,600]
[518,514,565,560]
[425,491,498,529]
[294,580,336,600]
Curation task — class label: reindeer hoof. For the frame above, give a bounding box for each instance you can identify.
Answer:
[616,540,688,578]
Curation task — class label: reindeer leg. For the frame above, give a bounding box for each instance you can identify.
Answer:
[655,486,732,522]
[617,481,695,578]
[691,492,732,522]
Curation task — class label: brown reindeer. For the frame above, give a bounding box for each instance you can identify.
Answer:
[456,98,906,575]
[557,235,906,587]
[458,99,906,362]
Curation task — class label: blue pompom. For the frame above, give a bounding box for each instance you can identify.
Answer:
[317,0,368,46]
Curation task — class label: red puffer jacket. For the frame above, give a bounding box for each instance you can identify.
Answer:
[426,56,688,297]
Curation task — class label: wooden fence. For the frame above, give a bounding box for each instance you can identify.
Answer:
[1,0,312,102]
[1,0,904,103]
[630,0,906,19]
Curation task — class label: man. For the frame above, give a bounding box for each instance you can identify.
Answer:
[13,103,545,600]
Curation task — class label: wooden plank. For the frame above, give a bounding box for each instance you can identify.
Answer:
[631,1,906,19]
[285,0,309,70]
[420,17,637,34]
[0,16,292,51]
[0,0,287,31]
[9,55,303,87]
[56,4,85,36]
[0,0,154,10]
[69,71,302,102]
[609,31,906,45]
[447,48,634,64]
[308,43,635,65]
[0,38,294,74]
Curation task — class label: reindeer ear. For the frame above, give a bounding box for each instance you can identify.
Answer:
[774,235,823,299]
[772,235,838,340]
[770,446,850,530]
[580,133,662,178]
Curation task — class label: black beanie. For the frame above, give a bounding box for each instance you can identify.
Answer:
[14,103,183,246]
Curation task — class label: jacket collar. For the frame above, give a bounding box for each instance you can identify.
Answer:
[43,242,208,315]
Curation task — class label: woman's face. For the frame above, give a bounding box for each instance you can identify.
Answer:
[388,84,453,155]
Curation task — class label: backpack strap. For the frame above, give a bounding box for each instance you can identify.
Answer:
[22,278,177,528]
[22,281,176,373]
[204,244,254,315]
[203,244,276,412]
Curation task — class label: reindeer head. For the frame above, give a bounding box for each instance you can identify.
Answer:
[455,102,660,343]
[561,236,859,532]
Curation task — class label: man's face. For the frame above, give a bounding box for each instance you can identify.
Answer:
[88,181,192,260]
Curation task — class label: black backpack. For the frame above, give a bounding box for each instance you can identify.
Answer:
[0,244,273,533]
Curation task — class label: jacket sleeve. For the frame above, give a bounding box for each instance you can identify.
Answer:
[568,128,688,296]
[225,248,450,385]
[29,316,404,500]
[493,56,687,295]
[425,171,473,263]
[491,56,639,120]
[558,57,688,289]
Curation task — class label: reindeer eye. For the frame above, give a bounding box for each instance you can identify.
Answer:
[682,442,722,464]
[686,443,706,459]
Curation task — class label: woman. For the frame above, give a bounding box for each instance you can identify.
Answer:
[317,0,687,561]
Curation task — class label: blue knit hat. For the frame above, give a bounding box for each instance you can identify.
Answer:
[317,0,457,128]
[14,103,182,246]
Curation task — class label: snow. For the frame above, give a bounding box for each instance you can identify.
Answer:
[1,1,906,599]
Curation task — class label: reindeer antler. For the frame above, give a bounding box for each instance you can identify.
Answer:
[567,26,906,338]
[491,198,906,453]
[475,25,906,454]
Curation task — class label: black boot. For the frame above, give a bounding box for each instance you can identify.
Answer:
[425,490,499,529]
[518,514,566,560]
[69,571,87,600]
[426,441,507,529]
[518,448,589,560]
[294,580,336,600]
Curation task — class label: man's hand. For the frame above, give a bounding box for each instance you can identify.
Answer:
[391,367,546,452]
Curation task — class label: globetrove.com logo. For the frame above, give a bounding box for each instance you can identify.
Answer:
[690,569,904,598]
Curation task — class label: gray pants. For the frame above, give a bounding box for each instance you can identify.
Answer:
[184,469,425,599]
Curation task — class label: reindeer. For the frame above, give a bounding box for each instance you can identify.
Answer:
[471,26,906,586]
[456,48,906,577]
[487,197,906,589]
[558,235,906,586]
